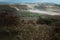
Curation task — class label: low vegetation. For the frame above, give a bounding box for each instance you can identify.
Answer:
[0,5,60,40]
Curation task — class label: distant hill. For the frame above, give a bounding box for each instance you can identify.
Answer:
[0,3,60,20]
[15,3,60,12]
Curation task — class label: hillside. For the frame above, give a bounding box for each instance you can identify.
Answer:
[0,3,60,40]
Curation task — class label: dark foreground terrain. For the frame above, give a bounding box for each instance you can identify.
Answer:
[0,5,60,40]
[0,14,60,40]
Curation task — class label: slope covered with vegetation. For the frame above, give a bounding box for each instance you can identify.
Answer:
[0,4,60,40]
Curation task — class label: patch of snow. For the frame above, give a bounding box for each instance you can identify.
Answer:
[27,9,60,15]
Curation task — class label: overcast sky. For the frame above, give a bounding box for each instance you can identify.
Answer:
[0,0,60,4]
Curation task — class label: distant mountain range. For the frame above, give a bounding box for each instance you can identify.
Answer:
[0,3,60,20]
[15,3,60,12]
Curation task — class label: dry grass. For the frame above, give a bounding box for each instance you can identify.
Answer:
[0,20,60,40]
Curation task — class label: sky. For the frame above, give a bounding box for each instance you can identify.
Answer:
[0,0,60,4]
